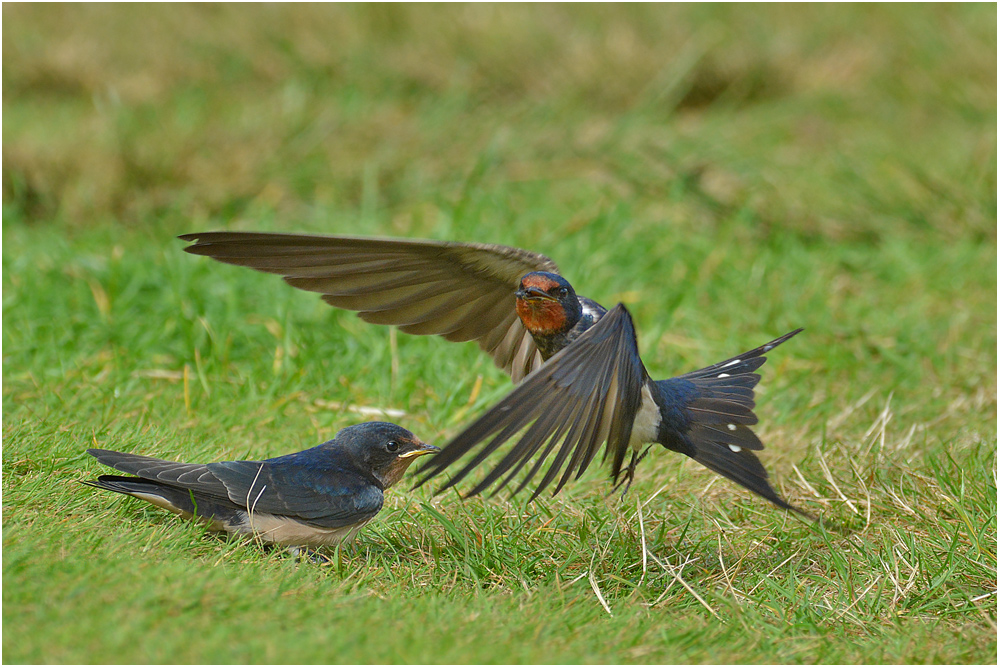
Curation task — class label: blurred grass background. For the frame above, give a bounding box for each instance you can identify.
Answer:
[3,4,996,664]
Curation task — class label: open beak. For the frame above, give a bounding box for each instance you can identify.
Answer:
[515,286,557,302]
[399,443,440,459]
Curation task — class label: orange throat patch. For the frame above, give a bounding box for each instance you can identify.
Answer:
[516,298,567,335]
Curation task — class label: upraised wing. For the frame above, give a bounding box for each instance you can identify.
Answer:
[180,232,561,382]
[416,304,649,500]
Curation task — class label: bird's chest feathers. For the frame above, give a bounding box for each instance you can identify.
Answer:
[630,383,662,448]
[516,299,568,335]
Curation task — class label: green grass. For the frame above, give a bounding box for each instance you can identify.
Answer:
[3,4,996,664]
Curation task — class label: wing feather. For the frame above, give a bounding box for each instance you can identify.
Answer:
[87,449,381,528]
[416,304,647,498]
[208,461,383,528]
[181,232,558,379]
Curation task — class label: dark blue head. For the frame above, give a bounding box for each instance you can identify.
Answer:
[332,422,438,488]
[514,271,581,335]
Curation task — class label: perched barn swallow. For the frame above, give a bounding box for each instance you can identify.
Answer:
[83,422,438,548]
[180,232,806,515]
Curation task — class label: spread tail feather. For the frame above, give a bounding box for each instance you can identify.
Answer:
[688,438,812,518]
[656,329,813,519]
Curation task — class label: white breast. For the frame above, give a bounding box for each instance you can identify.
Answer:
[629,383,661,449]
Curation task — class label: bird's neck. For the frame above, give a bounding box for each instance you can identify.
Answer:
[375,456,420,490]
[516,298,583,361]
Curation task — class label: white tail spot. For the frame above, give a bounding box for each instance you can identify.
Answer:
[722,359,741,368]
[729,444,742,453]
[727,424,737,431]
[718,373,730,378]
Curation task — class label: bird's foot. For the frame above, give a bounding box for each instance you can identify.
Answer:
[287,546,335,565]
[608,446,652,501]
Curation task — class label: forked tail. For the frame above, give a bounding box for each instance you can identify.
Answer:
[654,329,813,518]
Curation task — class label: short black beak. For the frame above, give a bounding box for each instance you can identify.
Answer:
[515,286,556,301]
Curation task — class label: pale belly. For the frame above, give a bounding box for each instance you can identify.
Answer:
[128,491,370,548]
[629,383,661,450]
[227,513,371,547]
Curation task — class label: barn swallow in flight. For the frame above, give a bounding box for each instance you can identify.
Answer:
[180,232,806,515]
[83,422,438,548]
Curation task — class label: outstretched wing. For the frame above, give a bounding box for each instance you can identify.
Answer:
[417,304,648,500]
[87,449,382,528]
[180,232,561,382]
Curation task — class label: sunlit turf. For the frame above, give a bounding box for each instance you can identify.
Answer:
[3,3,997,664]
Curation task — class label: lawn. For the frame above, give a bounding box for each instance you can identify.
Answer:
[3,4,996,664]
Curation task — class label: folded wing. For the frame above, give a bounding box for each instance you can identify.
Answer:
[87,449,382,528]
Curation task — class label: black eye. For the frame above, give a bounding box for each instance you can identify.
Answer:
[557,287,569,298]
[386,440,400,453]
